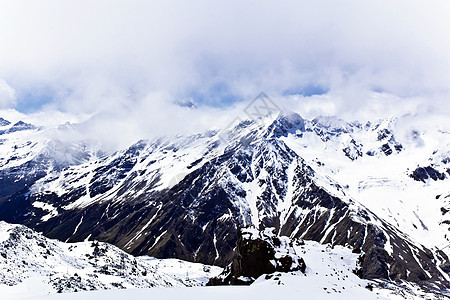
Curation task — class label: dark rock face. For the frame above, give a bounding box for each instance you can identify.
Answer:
[1,153,241,267]
[377,127,403,155]
[377,129,392,141]
[381,144,393,156]
[0,155,52,198]
[343,139,363,160]
[410,166,447,182]
[89,142,146,198]
[207,228,306,285]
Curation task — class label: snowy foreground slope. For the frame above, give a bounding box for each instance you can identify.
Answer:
[1,221,445,300]
[0,221,221,298]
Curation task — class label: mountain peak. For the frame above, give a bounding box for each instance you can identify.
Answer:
[12,120,36,129]
[0,120,37,135]
[0,117,10,127]
[265,111,305,138]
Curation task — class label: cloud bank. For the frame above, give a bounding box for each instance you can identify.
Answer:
[0,0,449,147]
[0,79,16,109]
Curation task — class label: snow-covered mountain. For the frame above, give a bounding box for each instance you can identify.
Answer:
[1,111,450,294]
[0,117,105,198]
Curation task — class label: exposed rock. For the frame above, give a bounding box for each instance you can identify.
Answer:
[410,166,446,182]
[342,139,363,160]
[0,117,10,127]
[207,227,306,285]
[381,144,393,156]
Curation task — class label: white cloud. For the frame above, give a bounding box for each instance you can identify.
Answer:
[0,79,16,109]
[1,0,450,145]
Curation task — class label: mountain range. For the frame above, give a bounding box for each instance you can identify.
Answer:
[0,108,450,297]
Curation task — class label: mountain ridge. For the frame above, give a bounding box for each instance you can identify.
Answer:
[0,111,450,291]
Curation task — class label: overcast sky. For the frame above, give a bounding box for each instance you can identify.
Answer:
[0,0,449,145]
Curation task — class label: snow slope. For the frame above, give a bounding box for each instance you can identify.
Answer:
[0,221,221,297]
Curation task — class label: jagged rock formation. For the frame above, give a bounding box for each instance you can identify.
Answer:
[207,227,306,285]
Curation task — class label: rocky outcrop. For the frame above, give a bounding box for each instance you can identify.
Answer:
[207,228,306,285]
[410,166,447,182]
